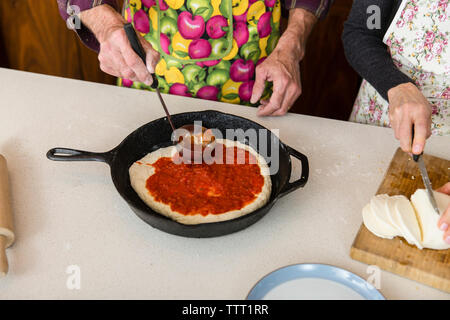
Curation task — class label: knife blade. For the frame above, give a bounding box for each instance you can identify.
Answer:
[414,154,440,215]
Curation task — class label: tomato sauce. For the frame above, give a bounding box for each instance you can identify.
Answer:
[145,144,265,216]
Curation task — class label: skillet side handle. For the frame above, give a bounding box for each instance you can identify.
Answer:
[46,148,112,164]
[278,145,309,198]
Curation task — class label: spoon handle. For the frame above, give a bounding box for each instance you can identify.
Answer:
[123,23,176,131]
[123,23,158,89]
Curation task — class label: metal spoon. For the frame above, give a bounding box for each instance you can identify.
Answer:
[123,23,176,131]
[123,24,215,158]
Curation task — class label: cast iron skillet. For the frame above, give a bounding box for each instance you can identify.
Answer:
[47,110,309,238]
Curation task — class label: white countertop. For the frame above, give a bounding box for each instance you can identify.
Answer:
[0,67,449,300]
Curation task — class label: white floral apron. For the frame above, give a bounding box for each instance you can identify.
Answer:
[121,0,281,106]
[350,0,450,136]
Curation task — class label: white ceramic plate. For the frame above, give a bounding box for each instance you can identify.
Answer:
[247,264,384,300]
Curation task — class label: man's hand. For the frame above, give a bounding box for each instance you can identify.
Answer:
[387,82,432,155]
[80,5,160,85]
[250,8,317,116]
[437,183,450,244]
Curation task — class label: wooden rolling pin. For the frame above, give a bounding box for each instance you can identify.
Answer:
[0,155,14,277]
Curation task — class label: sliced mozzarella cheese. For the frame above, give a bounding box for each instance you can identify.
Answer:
[411,189,450,250]
[384,195,407,234]
[362,204,394,239]
[370,194,401,237]
[363,204,399,239]
[393,196,423,249]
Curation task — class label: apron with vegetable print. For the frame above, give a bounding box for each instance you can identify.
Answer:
[119,0,281,106]
[350,0,450,136]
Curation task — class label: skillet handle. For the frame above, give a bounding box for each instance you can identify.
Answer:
[278,145,309,198]
[46,148,112,165]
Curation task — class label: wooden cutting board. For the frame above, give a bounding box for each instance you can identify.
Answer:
[350,148,450,293]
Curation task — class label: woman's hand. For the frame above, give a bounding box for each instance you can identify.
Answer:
[250,8,316,116]
[251,37,302,116]
[437,182,450,244]
[80,5,160,85]
[387,83,432,155]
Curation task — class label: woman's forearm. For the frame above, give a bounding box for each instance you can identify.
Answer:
[342,0,413,100]
[284,0,334,20]
[80,4,125,43]
[250,7,317,115]
[276,8,318,62]
[56,0,120,52]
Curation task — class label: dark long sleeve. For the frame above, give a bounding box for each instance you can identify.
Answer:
[342,0,414,100]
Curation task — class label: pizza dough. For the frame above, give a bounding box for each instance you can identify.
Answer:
[362,189,450,250]
[129,139,272,225]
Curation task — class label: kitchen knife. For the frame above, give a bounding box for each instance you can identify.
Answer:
[413,154,440,215]
[123,23,176,132]
[411,128,439,215]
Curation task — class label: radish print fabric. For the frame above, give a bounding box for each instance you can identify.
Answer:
[119,0,281,105]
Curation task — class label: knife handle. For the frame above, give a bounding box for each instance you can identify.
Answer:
[123,23,158,90]
[411,126,423,162]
